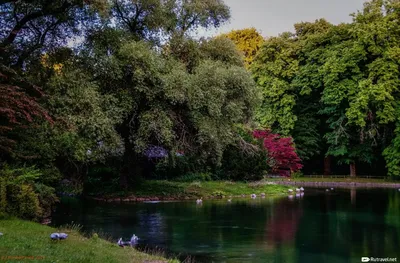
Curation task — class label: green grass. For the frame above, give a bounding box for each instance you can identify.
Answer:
[112,180,290,199]
[0,218,178,263]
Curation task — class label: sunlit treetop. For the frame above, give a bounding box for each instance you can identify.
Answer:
[219,28,264,68]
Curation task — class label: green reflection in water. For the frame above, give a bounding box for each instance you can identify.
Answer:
[52,189,400,263]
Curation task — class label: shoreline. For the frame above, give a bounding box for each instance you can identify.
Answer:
[88,194,285,203]
[0,218,176,263]
[85,179,400,203]
[270,180,400,189]
[85,180,290,203]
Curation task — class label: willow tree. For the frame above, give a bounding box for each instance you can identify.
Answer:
[84,33,258,186]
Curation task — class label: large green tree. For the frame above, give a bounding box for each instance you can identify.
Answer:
[84,32,258,186]
[252,0,400,177]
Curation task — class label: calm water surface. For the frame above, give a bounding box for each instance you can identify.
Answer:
[51,188,400,263]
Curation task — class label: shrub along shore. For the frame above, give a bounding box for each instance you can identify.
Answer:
[89,180,290,202]
[0,218,177,263]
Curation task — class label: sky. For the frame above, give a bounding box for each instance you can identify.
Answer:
[197,0,366,38]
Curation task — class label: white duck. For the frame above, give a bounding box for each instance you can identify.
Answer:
[196,197,203,204]
[300,187,304,192]
[130,234,139,244]
[250,194,256,198]
[50,233,68,240]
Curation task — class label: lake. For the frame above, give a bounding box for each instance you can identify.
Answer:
[51,188,400,263]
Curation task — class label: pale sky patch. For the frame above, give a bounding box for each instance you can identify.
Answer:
[195,0,366,38]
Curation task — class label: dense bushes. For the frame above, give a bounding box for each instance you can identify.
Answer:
[0,166,58,220]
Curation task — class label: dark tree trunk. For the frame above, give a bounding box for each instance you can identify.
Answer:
[120,145,145,189]
[324,156,331,176]
[350,162,356,177]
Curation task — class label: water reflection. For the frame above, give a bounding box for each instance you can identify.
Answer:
[52,189,400,263]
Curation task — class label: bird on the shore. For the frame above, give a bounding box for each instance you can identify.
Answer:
[288,189,293,193]
[59,233,68,240]
[296,188,301,192]
[326,189,330,192]
[196,197,203,204]
[130,234,139,244]
[251,194,256,198]
[50,233,68,240]
[398,189,400,192]
[331,188,334,191]
[118,234,139,248]
[227,199,232,202]
[300,187,304,192]
[117,238,129,248]
[261,193,266,197]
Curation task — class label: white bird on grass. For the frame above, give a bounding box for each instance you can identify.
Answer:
[118,234,139,248]
[130,234,139,244]
[50,233,68,240]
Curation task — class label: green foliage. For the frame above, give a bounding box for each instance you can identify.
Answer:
[252,1,400,175]
[211,190,226,198]
[15,184,42,219]
[252,35,299,135]
[174,172,212,182]
[383,108,400,178]
[85,166,120,194]
[291,171,304,178]
[0,166,58,220]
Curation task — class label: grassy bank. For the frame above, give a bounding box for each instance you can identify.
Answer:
[95,180,290,201]
[0,218,177,263]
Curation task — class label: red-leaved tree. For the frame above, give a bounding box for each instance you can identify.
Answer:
[0,65,53,156]
[253,129,302,176]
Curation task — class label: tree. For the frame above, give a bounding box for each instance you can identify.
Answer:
[0,0,108,68]
[252,33,299,136]
[220,27,264,68]
[0,64,52,158]
[253,129,302,176]
[110,0,230,44]
[251,2,400,177]
[84,34,258,186]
